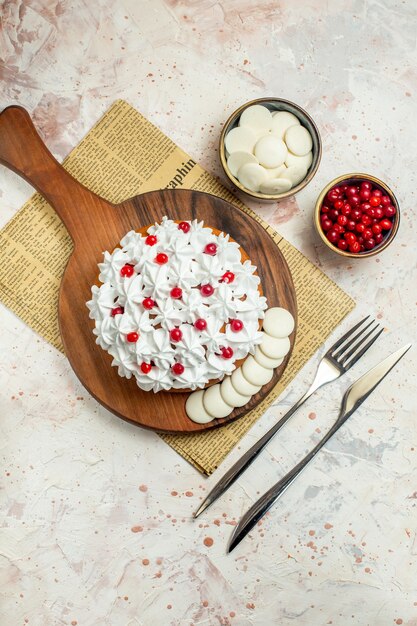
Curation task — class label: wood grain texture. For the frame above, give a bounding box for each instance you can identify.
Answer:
[0,106,297,433]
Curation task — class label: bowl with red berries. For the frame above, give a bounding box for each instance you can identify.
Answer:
[315,174,400,257]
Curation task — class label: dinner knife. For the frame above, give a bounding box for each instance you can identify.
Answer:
[227,343,411,553]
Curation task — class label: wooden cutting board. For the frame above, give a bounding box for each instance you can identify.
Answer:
[0,106,297,433]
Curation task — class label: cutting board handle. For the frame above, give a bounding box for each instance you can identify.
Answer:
[0,105,112,242]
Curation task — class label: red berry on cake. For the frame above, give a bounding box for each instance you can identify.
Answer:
[155,253,168,265]
[111,306,124,316]
[172,362,184,375]
[200,284,214,297]
[194,318,207,331]
[170,328,183,342]
[221,271,235,284]
[230,319,243,332]
[170,287,182,299]
[204,243,217,256]
[127,332,139,343]
[221,346,234,359]
[140,362,152,374]
[142,297,155,310]
[145,235,157,246]
[178,221,190,233]
[120,264,134,277]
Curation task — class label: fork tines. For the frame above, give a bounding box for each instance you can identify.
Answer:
[330,316,383,368]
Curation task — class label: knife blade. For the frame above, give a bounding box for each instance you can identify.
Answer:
[228,343,411,553]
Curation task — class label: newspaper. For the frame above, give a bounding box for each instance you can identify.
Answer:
[0,100,355,475]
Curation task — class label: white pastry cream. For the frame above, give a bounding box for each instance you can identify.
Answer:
[87,217,267,393]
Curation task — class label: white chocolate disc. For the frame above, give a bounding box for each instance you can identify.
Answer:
[260,332,291,359]
[220,375,251,408]
[203,384,234,419]
[237,162,267,192]
[227,151,258,177]
[254,346,284,369]
[270,111,300,138]
[254,136,287,168]
[231,367,261,396]
[239,105,272,135]
[265,164,287,178]
[284,125,313,156]
[263,307,295,338]
[185,390,214,424]
[225,126,257,154]
[285,150,313,170]
[259,178,292,195]
[281,165,307,187]
[242,355,274,386]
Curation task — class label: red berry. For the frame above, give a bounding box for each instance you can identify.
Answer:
[120,264,134,277]
[360,181,372,191]
[380,218,392,231]
[230,319,244,332]
[341,185,349,193]
[346,186,359,198]
[360,189,371,201]
[380,195,391,207]
[140,362,152,374]
[170,328,183,342]
[372,223,382,235]
[367,207,376,218]
[375,233,384,244]
[349,241,361,253]
[361,214,372,226]
[194,318,207,331]
[127,332,139,343]
[384,205,396,218]
[200,284,214,297]
[327,230,339,244]
[334,200,344,210]
[345,232,357,245]
[374,207,384,219]
[341,204,352,216]
[337,239,348,251]
[321,204,330,213]
[142,297,155,310]
[361,202,371,212]
[204,242,217,256]
[373,189,383,197]
[329,209,339,221]
[351,209,362,221]
[111,306,124,316]
[221,346,234,359]
[178,221,191,233]
[172,362,184,375]
[364,238,376,250]
[355,223,365,233]
[346,220,356,231]
[363,228,373,241]
[145,235,157,246]
[321,218,333,232]
[350,195,360,207]
[327,189,340,203]
[221,271,235,284]
[170,287,182,299]
[369,195,381,207]
[337,215,348,226]
[155,253,168,264]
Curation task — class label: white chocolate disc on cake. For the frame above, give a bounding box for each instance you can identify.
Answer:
[239,105,272,135]
[285,150,313,170]
[259,178,292,195]
[284,125,313,156]
[231,367,261,396]
[221,375,251,408]
[263,307,295,338]
[242,356,274,386]
[254,346,284,369]
[225,126,257,154]
[260,333,291,359]
[238,162,267,192]
[185,390,214,424]
[254,136,287,168]
[270,111,300,138]
[227,151,258,177]
[281,165,307,187]
[203,384,234,419]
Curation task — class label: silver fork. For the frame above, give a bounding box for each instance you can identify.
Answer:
[194,316,383,518]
